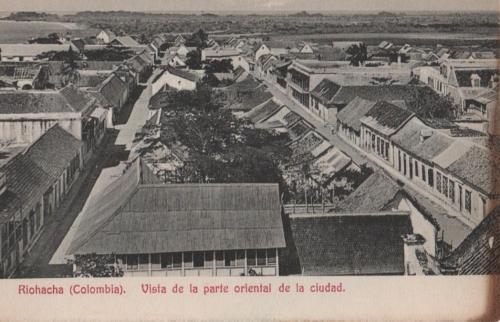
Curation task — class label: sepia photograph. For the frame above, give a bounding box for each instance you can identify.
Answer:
[0,0,498,320]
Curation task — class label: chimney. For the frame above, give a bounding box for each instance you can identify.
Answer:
[420,129,433,142]
[402,234,427,275]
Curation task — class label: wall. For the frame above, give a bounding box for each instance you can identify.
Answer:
[0,113,82,144]
[398,198,438,257]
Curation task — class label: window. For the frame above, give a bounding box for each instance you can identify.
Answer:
[184,252,193,268]
[422,165,426,182]
[267,249,276,265]
[449,180,455,203]
[246,250,256,266]
[204,251,214,267]
[385,142,390,160]
[138,254,149,270]
[236,250,245,266]
[414,161,419,177]
[458,185,463,211]
[380,139,385,156]
[216,251,224,267]
[161,253,172,268]
[428,169,434,187]
[257,249,266,266]
[127,254,138,270]
[403,155,407,176]
[151,254,161,269]
[193,252,204,268]
[465,190,472,213]
[172,253,182,268]
[376,137,380,154]
[224,251,236,267]
[442,177,448,197]
[398,151,402,172]
[436,172,442,193]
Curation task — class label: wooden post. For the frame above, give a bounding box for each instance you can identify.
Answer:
[275,248,279,276]
[244,250,248,276]
[212,251,216,276]
[181,252,185,276]
[148,253,152,276]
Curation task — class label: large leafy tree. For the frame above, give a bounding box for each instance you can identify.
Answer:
[186,28,208,49]
[407,86,456,120]
[143,87,291,188]
[185,49,202,69]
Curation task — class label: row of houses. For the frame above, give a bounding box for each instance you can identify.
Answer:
[336,96,500,228]
[0,124,84,277]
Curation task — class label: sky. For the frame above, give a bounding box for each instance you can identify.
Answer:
[0,0,497,13]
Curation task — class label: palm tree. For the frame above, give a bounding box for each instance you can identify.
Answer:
[59,47,80,86]
[346,43,368,67]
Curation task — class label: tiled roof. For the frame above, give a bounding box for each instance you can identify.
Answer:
[289,212,412,275]
[24,124,82,180]
[0,153,52,224]
[361,101,414,136]
[330,85,424,106]
[110,36,141,48]
[310,79,342,106]
[67,158,285,255]
[392,118,455,161]
[336,171,402,213]
[97,74,127,107]
[445,145,500,196]
[0,86,95,114]
[336,96,377,132]
[165,66,200,82]
[243,98,283,124]
[442,205,500,274]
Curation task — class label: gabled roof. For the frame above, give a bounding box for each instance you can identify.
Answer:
[289,211,412,275]
[0,86,96,114]
[23,124,82,180]
[97,74,128,107]
[328,84,425,107]
[243,98,283,124]
[444,145,500,196]
[360,101,414,136]
[336,171,402,213]
[110,36,141,48]
[391,118,455,161]
[164,66,200,82]
[336,96,377,132]
[0,153,52,224]
[442,205,500,275]
[310,79,342,106]
[67,158,285,255]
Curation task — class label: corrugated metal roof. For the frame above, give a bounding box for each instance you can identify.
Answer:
[68,158,285,255]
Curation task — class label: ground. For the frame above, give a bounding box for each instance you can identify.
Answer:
[12,79,154,278]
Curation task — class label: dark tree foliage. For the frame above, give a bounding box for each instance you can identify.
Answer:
[37,47,81,61]
[70,254,124,277]
[407,87,456,120]
[185,49,202,69]
[84,47,134,61]
[204,59,233,73]
[186,29,208,48]
[346,43,368,67]
[59,47,81,86]
[152,88,291,188]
